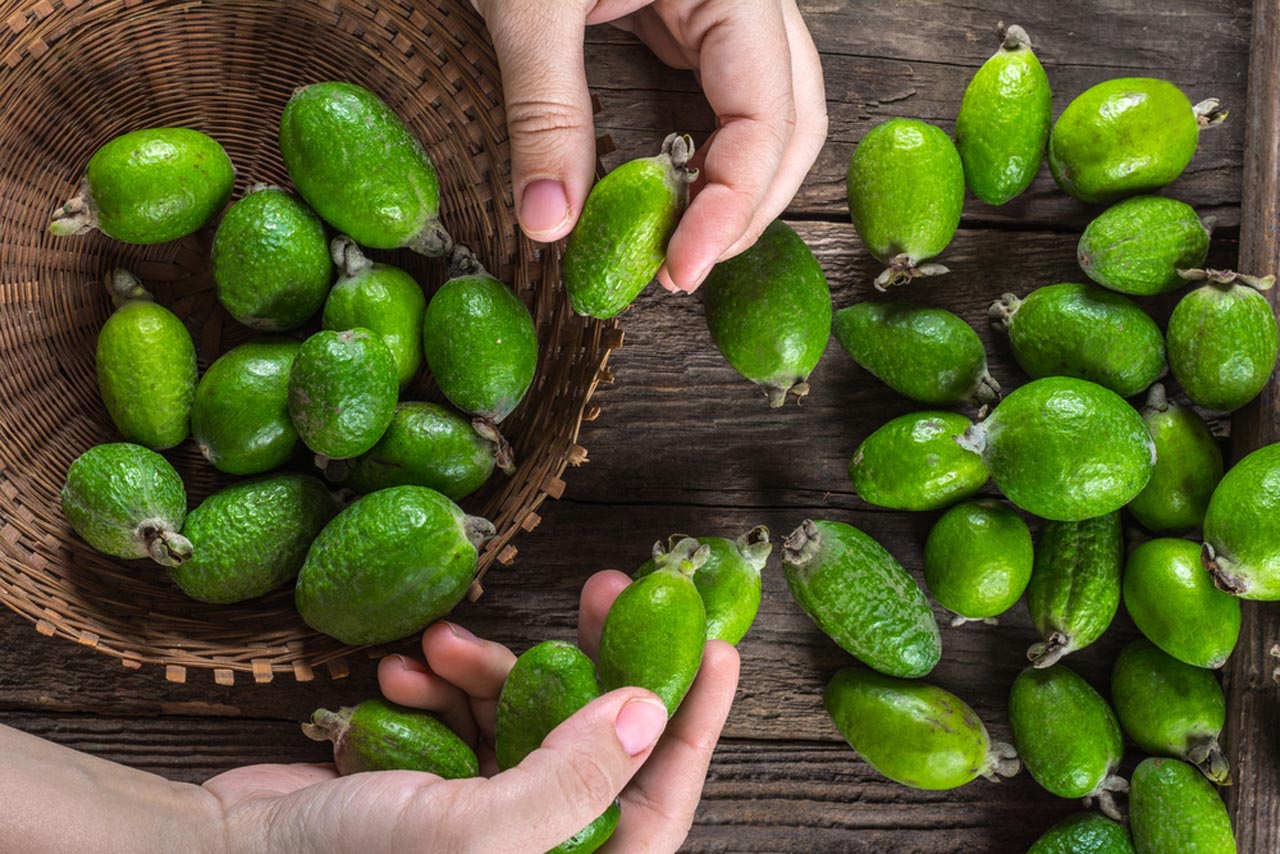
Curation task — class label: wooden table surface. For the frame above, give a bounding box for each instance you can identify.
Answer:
[2,1,1277,851]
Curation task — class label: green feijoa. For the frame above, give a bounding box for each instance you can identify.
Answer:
[635,528,771,645]
[96,269,197,450]
[60,443,191,567]
[279,81,451,256]
[564,133,695,319]
[324,237,426,389]
[701,220,833,407]
[544,809,621,854]
[850,411,988,511]
[846,118,964,288]
[1128,384,1224,533]
[1123,538,1240,669]
[1078,196,1213,296]
[783,520,941,678]
[1112,639,1230,786]
[1009,665,1127,818]
[1130,758,1236,854]
[599,537,707,712]
[833,301,1000,406]
[1025,512,1122,668]
[990,283,1167,398]
[211,185,332,331]
[172,474,336,604]
[954,25,1052,206]
[496,641,604,770]
[287,328,398,460]
[923,499,1033,624]
[958,377,1155,522]
[303,698,477,779]
[1203,441,1280,600]
[295,486,494,645]
[824,668,1019,790]
[50,127,234,244]
[191,337,301,476]
[1167,269,1279,412]
[1028,813,1136,854]
[422,247,538,425]
[1048,78,1226,204]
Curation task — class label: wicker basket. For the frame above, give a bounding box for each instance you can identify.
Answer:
[0,0,622,684]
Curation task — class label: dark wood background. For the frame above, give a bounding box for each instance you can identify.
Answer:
[3,1,1277,851]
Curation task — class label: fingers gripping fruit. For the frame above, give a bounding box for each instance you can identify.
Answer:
[304,698,478,779]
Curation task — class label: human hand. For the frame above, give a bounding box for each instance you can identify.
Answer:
[473,0,828,293]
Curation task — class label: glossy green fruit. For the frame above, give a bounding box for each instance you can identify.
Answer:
[847,118,964,288]
[295,486,494,644]
[211,185,332,331]
[824,668,1019,790]
[422,247,538,425]
[61,443,191,567]
[599,537,707,712]
[1026,512,1123,667]
[280,81,450,255]
[1129,758,1236,854]
[1203,441,1280,600]
[50,127,234,243]
[1167,270,1279,412]
[955,25,1052,206]
[1112,639,1230,785]
[564,133,695,319]
[1049,78,1225,203]
[850,411,988,511]
[191,338,301,476]
[1123,538,1240,669]
[783,520,941,678]
[303,698,477,778]
[1010,665,1127,817]
[959,377,1155,521]
[96,270,197,450]
[701,220,832,407]
[287,328,398,460]
[1078,196,1213,296]
[923,499,1033,623]
[1028,813,1136,854]
[172,474,336,604]
[833,301,1000,406]
[1128,384,1224,533]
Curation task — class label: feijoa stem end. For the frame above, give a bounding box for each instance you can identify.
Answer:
[875,255,950,291]
[661,133,699,184]
[464,515,497,550]
[145,526,192,568]
[1143,383,1170,415]
[1000,24,1033,52]
[954,421,989,456]
[988,293,1022,331]
[1203,542,1248,596]
[1027,630,1071,668]
[1201,215,1218,238]
[472,418,517,476]
[950,614,1000,628]
[765,381,810,408]
[981,740,1021,781]
[1193,98,1229,129]
[971,371,1002,407]
[1178,268,1276,291]
[736,526,773,573]
[331,235,373,278]
[1085,775,1129,822]
[653,536,710,579]
[448,244,487,279]
[301,706,352,745]
[48,189,98,237]
[782,520,822,566]
[1188,736,1232,786]
[409,217,455,258]
[317,455,352,483]
[104,268,152,307]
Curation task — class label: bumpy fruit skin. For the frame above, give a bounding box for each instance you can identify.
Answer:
[211,186,332,331]
[1078,196,1212,296]
[1123,538,1240,669]
[1203,441,1280,600]
[1026,512,1122,667]
[1167,279,1278,412]
[1112,639,1230,785]
[850,411,988,511]
[544,812,621,854]
[279,81,449,255]
[564,134,694,319]
[923,499,1033,622]
[701,220,832,407]
[954,25,1052,206]
[287,328,398,460]
[824,668,1018,790]
[833,301,999,406]
[1128,384,1224,533]
[1027,813,1136,854]
[960,377,1155,521]
[783,520,940,678]
[172,474,336,604]
[295,486,493,644]
[304,698,478,779]
[1129,758,1236,854]
[191,337,301,476]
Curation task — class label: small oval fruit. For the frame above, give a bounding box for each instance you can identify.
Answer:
[303,698,477,779]
[287,328,398,460]
[564,133,696,319]
[295,486,494,645]
[50,127,234,243]
[1203,441,1280,600]
[61,443,191,567]
[783,520,941,678]
[923,499,1033,624]
[1129,758,1236,854]
[1078,196,1213,296]
[1026,512,1123,667]
[847,118,964,288]
[1028,813,1136,854]
[96,269,197,450]
[1127,384,1224,533]
[958,377,1155,521]
[850,411,988,511]
[701,220,832,407]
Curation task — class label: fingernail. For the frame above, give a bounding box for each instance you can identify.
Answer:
[614,697,668,756]
[519,179,570,238]
[389,654,427,673]
[445,622,479,643]
[685,260,715,292]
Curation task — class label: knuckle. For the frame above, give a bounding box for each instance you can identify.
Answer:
[505,99,590,149]
[554,749,617,808]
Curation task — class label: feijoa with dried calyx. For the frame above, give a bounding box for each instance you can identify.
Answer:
[1078,195,1213,296]
[287,327,398,461]
[1129,758,1236,854]
[1027,812,1136,854]
[304,697,478,779]
[1127,384,1224,533]
[850,411,988,511]
[1203,441,1280,600]
[923,499,1033,625]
